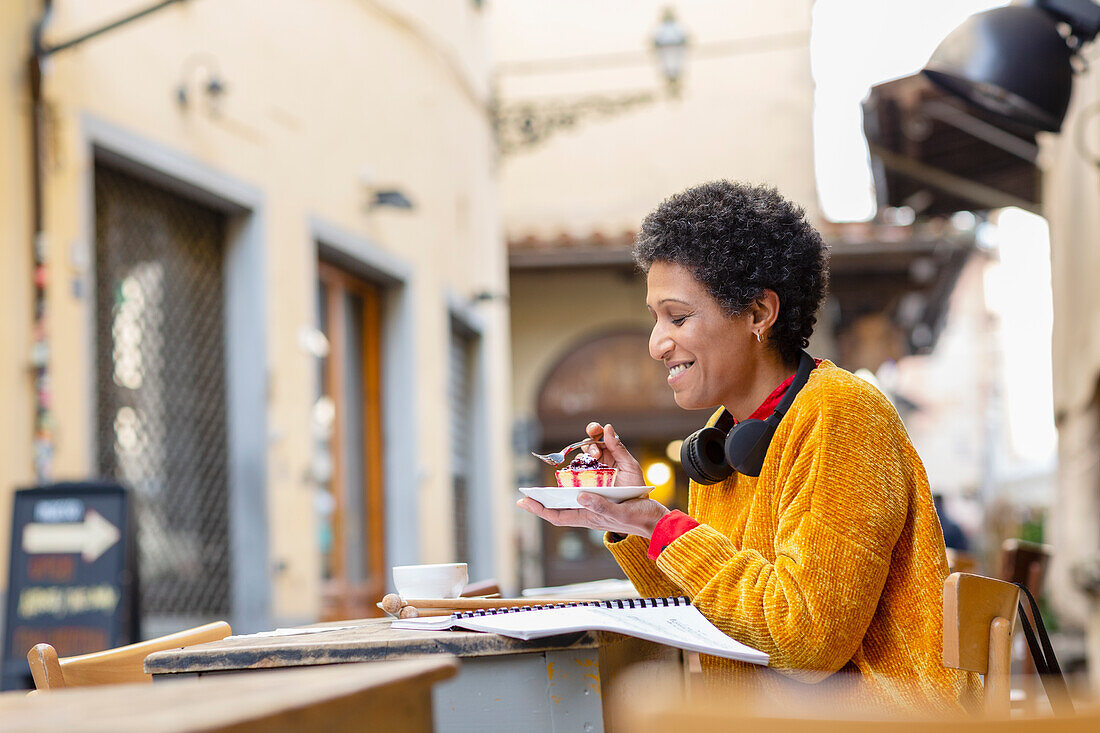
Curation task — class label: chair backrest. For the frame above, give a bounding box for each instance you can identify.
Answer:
[943,572,1020,716]
[27,621,231,690]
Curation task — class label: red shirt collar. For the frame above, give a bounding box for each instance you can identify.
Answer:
[743,358,821,422]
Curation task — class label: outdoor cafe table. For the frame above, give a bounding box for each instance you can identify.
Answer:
[143,617,685,732]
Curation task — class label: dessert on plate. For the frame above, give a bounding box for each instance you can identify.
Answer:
[556,453,617,488]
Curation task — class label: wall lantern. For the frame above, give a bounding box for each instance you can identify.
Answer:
[493,7,690,156]
[653,8,690,93]
[922,0,1100,132]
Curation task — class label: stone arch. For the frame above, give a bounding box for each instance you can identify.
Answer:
[535,328,703,445]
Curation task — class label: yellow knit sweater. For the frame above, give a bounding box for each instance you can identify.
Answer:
[607,360,981,714]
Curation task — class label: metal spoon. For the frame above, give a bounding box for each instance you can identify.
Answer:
[531,439,605,467]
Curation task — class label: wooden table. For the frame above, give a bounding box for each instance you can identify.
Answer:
[144,618,684,732]
[0,657,456,732]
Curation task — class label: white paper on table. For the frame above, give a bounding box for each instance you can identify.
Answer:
[224,625,362,640]
[521,578,637,598]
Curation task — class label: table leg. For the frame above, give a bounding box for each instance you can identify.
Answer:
[431,649,604,733]
[431,636,683,732]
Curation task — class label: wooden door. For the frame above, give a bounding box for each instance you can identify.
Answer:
[317,262,386,620]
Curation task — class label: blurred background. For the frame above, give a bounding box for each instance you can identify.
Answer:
[1,0,1098,696]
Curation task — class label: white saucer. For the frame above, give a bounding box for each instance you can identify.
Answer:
[518,485,653,509]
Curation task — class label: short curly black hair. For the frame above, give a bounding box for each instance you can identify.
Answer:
[633,180,829,365]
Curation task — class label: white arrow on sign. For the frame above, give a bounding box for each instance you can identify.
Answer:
[22,509,121,562]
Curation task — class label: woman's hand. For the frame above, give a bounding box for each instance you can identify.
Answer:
[517,493,670,539]
[518,421,665,538]
[583,422,644,487]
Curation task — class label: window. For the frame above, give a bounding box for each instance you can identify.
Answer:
[449,319,477,562]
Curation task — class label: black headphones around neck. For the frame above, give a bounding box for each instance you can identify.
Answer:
[680,350,815,482]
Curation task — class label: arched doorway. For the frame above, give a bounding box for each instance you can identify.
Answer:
[534,329,703,586]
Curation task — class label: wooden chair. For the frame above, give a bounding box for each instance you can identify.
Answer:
[999,539,1051,598]
[27,621,231,690]
[943,572,1020,717]
[999,540,1054,710]
[945,547,977,574]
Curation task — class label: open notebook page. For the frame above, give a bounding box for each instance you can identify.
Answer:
[392,602,768,665]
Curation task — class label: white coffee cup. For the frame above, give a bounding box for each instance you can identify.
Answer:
[392,562,468,599]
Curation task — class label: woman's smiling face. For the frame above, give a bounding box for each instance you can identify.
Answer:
[647,260,755,411]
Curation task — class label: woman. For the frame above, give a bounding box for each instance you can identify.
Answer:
[518,181,980,714]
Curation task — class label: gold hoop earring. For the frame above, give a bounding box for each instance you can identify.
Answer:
[756,331,763,343]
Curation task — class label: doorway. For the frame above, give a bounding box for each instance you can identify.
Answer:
[316,262,386,620]
[94,163,231,631]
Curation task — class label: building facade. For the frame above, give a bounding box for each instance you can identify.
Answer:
[0,0,513,640]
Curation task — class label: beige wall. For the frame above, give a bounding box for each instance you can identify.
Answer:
[491,0,819,240]
[1044,62,1100,690]
[1,0,511,624]
[0,0,37,592]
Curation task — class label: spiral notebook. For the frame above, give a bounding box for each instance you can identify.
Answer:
[391,597,769,664]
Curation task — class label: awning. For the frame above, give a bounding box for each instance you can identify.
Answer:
[863,73,1040,216]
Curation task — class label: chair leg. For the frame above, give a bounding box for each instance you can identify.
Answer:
[985,616,1012,717]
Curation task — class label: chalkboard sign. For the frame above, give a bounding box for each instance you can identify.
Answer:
[2,482,138,690]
